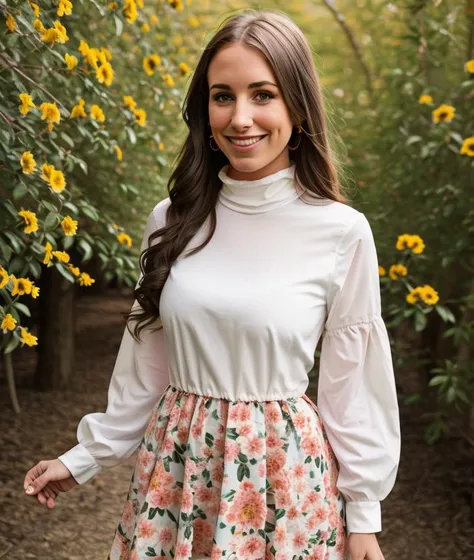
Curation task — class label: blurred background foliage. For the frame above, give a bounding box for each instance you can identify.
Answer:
[1,0,473,445]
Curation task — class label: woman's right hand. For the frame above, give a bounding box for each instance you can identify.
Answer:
[24,459,78,509]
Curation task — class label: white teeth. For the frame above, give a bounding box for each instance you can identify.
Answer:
[229,136,265,146]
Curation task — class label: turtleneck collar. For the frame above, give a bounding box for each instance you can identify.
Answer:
[217,162,306,214]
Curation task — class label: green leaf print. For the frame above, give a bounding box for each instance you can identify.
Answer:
[184,525,192,539]
[226,427,239,440]
[305,456,312,464]
[148,507,159,520]
[204,399,212,409]
[275,508,286,521]
[219,522,227,529]
[315,456,320,468]
[145,547,157,557]
[211,409,219,420]
[238,452,248,463]
[327,527,337,547]
[205,432,214,447]
[167,510,178,525]
[140,500,148,514]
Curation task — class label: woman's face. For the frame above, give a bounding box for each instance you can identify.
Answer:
[207,42,295,181]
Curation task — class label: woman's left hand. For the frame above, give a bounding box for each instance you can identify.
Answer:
[347,532,385,559]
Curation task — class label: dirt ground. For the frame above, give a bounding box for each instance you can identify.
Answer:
[0,291,473,559]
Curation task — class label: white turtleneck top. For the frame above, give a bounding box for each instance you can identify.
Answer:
[58,163,400,535]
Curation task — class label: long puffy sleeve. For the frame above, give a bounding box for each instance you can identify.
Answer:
[58,201,171,485]
[317,212,401,535]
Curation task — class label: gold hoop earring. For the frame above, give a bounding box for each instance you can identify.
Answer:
[209,134,220,152]
[288,126,302,151]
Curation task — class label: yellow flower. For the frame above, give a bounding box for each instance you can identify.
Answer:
[389,264,408,280]
[123,0,138,23]
[64,53,78,70]
[123,95,137,111]
[178,62,191,76]
[418,94,433,105]
[142,23,150,33]
[419,284,439,305]
[114,145,123,161]
[19,93,36,115]
[90,104,105,122]
[68,264,80,277]
[20,151,37,174]
[41,163,55,182]
[0,266,9,289]
[464,59,474,74]
[96,62,114,86]
[378,265,386,276]
[150,15,159,25]
[460,136,474,157]
[20,326,38,347]
[133,108,147,127]
[108,2,118,9]
[396,234,425,254]
[143,54,162,76]
[57,0,73,17]
[112,223,119,230]
[39,102,61,125]
[6,14,16,33]
[78,272,95,286]
[40,20,69,45]
[406,287,422,305]
[187,15,199,27]
[29,2,40,17]
[158,142,165,151]
[43,241,53,264]
[79,39,90,56]
[432,104,455,124]
[18,209,39,234]
[70,98,87,118]
[1,313,17,331]
[163,73,175,87]
[52,250,70,263]
[61,215,78,236]
[11,276,33,296]
[31,285,40,298]
[117,232,132,248]
[33,18,45,33]
[49,169,66,193]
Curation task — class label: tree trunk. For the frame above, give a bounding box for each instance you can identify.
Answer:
[35,266,75,390]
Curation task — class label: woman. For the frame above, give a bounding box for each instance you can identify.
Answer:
[24,9,400,560]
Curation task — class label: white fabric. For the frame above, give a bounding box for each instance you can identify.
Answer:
[58,162,400,535]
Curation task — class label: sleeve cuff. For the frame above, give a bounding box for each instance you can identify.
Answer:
[345,500,381,534]
[58,443,102,485]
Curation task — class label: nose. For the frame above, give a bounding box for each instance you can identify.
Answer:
[230,97,253,130]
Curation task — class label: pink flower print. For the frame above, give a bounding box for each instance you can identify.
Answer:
[291,461,306,479]
[274,523,287,547]
[271,473,290,495]
[291,530,308,553]
[195,482,215,503]
[172,486,183,506]
[137,448,155,474]
[295,478,307,494]
[154,426,166,442]
[301,435,321,457]
[306,506,327,530]
[257,461,266,478]
[179,486,193,514]
[247,434,265,457]
[237,534,266,559]
[150,462,174,491]
[192,518,215,555]
[175,541,192,559]
[275,553,290,560]
[145,408,159,438]
[214,437,225,454]
[202,444,213,458]
[218,499,228,515]
[224,440,240,463]
[266,432,282,448]
[162,434,175,455]
[265,403,281,423]
[277,491,292,509]
[240,480,255,492]
[217,422,225,435]
[229,402,251,423]
[292,411,307,430]
[121,499,135,526]
[137,518,156,539]
[211,461,224,484]
[177,425,189,443]
[191,423,203,439]
[266,447,286,477]
[226,483,267,531]
[149,485,175,509]
[168,406,181,429]
[211,545,223,560]
[286,505,300,521]
[184,458,197,482]
[239,423,253,437]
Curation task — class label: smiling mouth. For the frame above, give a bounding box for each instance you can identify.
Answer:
[226,135,268,146]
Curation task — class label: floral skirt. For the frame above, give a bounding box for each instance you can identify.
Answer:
[107,385,348,560]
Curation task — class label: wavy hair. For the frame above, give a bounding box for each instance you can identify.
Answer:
[127,9,348,340]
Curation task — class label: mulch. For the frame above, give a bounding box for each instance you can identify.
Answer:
[0,291,473,559]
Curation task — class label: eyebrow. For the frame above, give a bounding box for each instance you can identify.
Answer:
[209,81,278,91]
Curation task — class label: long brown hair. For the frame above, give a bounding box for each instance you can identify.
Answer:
[127,8,348,341]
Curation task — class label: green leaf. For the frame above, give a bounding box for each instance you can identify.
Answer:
[435,305,456,324]
[4,335,20,354]
[78,238,93,261]
[114,14,124,36]
[13,302,31,317]
[55,263,75,283]
[12,183,28,200]
[0,236,13,261]
[2,231,23,254]
[43,211,59,231]
[414,310,428,332]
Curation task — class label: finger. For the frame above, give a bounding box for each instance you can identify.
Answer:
[25,462,48,493]
[37,491,47,505]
